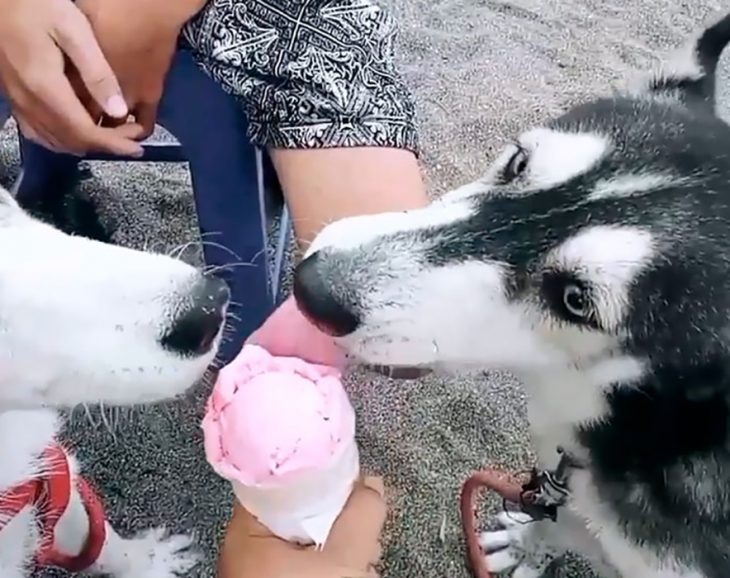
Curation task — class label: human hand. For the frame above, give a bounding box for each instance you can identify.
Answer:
[0,0,144,155]
[218,476,387,578]
[73,0,185,139]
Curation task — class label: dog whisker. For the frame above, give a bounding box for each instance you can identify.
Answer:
[166,234,242,265]
[203,261,258,276]
[98,402,118,441]
[168,239,201,260]
[167,233,224,258]
[82,403,98,428]
[197,240,244,262]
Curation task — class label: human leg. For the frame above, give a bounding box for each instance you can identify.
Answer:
[184,0,429,248]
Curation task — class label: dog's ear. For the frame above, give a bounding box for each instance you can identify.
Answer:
[638,11,730,114]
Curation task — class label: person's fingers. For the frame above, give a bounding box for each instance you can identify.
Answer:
[66,63,104,124]
[15,114,43,143]
[97,118,148,145]
[50,5,128,119]
[17,121,55,151]
[19,90,144,156]
[34,75,143,156]
[112,121,147,141]
[65,65,154,143]
[133,101,158,140]
[322,476,387,570]
[220,498,385,578]
[328,566,380,578]
[100,113,128,128]
[15,112,64,153]
[362,475,385,497]
[20,49,139,155]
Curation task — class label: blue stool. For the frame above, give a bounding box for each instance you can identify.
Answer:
[0,98,9,132]
[1,49,291,364]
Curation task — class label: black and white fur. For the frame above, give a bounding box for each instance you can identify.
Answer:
[0,186,229,577]
[293,11,730,578]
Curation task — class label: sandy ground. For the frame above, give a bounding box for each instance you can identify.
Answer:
[2,2,728,577]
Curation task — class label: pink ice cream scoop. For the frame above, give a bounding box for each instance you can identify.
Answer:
[202,344,359,546]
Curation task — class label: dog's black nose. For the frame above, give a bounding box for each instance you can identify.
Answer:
[161,276,230,357]
[294,251,360,337]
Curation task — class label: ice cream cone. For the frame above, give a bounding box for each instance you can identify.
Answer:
[202,344,360,546]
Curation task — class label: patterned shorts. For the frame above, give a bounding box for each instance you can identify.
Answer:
[183,0,419,153]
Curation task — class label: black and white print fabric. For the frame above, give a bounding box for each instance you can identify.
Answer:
[184,0,419,152]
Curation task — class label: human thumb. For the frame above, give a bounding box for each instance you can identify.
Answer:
[51,3,128,119]
[322,476,386,570]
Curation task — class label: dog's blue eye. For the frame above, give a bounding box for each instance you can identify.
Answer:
[563,284,588,317]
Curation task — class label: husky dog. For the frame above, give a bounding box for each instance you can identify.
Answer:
[292,11,730,578]
[0,185,229,578]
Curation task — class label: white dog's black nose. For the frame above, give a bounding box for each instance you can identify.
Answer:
[161,276,230,357]
[294,251,361,337]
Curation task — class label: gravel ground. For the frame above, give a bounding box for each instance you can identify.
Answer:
[1,2,727,577]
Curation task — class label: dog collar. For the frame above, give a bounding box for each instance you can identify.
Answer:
[0,443,107,571]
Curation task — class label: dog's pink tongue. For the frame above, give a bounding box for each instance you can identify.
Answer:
[202,344,354,486]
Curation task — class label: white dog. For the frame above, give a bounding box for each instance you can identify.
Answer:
[0,186,229,577]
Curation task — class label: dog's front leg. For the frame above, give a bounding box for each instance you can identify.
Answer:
[480,509,621,578]
[0,508,37,578]
[479,511,561,578]
[89,523,201,578]
[53,463,201,578]
[0,565,29,578]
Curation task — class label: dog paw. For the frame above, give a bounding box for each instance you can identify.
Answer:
[113,527,201,578]
[479,511,556,578]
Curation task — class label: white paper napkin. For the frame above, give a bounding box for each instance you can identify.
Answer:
[232,438,360,547]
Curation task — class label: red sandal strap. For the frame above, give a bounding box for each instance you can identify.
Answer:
[35,446,108,572]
